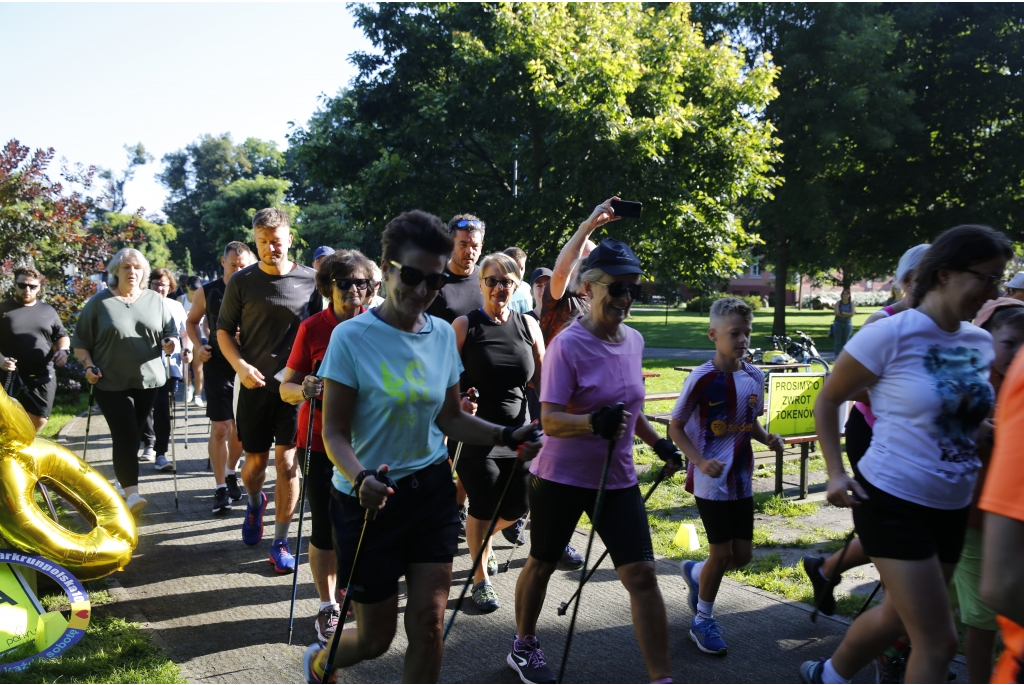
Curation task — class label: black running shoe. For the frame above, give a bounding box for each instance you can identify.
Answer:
[225,473,243,501]
[212,487,232,515]
[315,605,340,645]
[458,504,468,538]
[802,556,836,616]
[507,634,556,684]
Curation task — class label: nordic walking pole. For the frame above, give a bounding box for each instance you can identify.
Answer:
[557,403,623,684]
[443,422,542,641]
[498,509,530,574]
[810,529,855,623]
[81,374,96,461]
[321,465,397,680]
[288,361,321,645]
[164,353,179,510]
[557,462,671,615]
[856,581,881,617]
[450,389,479,475]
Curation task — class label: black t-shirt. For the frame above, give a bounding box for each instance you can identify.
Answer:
[201,278,230,370]
[460,309,535,428]
[217,263,322,387]
[427,266,485,323]
[0,298,67,379]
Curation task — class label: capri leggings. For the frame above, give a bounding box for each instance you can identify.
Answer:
[456,444,530,522]
[297,449,336,550]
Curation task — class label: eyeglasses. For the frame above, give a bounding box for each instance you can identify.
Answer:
[388,260,449,290]
[483,276,518,290]
[455,219,482,230]
[961,268,1005,290]
[334,278,371,291]
[588,280,643,300]
[15,282,40,290]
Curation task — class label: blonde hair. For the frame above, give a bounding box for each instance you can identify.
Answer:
[106,248,151,288]
[478,252,522,283]
[710,296,754,323]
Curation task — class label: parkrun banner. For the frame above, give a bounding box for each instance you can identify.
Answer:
[766,373,827,437]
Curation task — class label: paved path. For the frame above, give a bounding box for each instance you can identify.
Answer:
[56,398,957,684]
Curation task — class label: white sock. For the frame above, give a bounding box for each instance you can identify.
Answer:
[319,600,336,611]
[690,560,706,585]
[696,597,714,623]
[822,659,851,684]
[225,468,234,478]
[124,485,139,497]
[215,484,226,492]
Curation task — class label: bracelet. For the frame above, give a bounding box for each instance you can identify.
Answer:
[352,468,377,496]
[499,426,518,448]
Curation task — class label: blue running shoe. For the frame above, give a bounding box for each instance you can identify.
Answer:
[560,544,584,570]
[303,643,337,683]
[689,616,727,655]
[270,538,295,573]
[242,491,267,546]
[502,516,527,546]
[680,560,699,615]
[799,658,826,683]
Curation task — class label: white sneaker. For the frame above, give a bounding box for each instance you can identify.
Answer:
[186,385,194,403]
[193,396,206,408]
[126,492,147,516]
[111,480,126,497]
[139,446,156,462]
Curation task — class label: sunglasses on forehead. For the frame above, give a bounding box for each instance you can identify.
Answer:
[455,219,482,230]
[588,280,643,299]
[388,260,449,290]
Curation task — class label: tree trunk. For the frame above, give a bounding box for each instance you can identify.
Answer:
[841,269,852,289]
[773,225,788,336]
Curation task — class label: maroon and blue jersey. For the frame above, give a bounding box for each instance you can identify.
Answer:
[671,361,764,500]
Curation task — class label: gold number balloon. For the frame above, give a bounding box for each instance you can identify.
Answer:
[0,386,137,581]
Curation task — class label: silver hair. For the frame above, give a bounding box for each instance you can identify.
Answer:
[106,248,151,288]
[478,253,522,283]
[369,261,382,282]
[575,265,605,294]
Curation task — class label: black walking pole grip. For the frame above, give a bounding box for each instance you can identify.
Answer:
[589,402,626,440]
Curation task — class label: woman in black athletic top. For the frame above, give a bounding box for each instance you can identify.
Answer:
[452,252,545,613]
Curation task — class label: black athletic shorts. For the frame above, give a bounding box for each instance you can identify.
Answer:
[1,371,56,419]
[298,449,336,551]
[204,360,235,423]
[694,496,754,545]
[455,445,530,522]
[330,460,459,604]
[236,385,298,454]
[528,476,654,568]
[853,474,968,564]
[844,404,872,478]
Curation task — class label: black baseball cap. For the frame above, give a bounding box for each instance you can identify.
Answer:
[530,267,553,285]
[584,239,644,276]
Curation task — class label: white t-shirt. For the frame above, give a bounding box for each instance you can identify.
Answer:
[844,308,994,509]
[161,299,189,379]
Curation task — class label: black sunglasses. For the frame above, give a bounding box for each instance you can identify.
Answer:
[388,260,449,290]
[15,282,40,290]
[589,280,643,299]
[334,278,371,291]
[483,276,518,290]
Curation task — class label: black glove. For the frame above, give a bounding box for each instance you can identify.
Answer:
[500,421,543,450]
[589,403,626,441]
[652,438,682,467]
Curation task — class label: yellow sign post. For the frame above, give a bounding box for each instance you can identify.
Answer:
[766,373,827,437]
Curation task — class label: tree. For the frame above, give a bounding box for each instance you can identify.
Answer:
[158,134,289,271]
[105,212,177,268]
[0,139,141,332]
[289,2,781,283]
[200,175,297,248]
[98,143,154,215]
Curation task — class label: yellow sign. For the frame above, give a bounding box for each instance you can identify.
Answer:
[0,563,43,655]
[766,373,826,437]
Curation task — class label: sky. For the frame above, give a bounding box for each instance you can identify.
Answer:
[0,3,374,219]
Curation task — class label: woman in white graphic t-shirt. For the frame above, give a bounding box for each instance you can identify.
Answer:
[804,224,1012,685]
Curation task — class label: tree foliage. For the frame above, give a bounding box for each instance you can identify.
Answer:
[0,139,141,332]
[289,2,781,282]
[105,212,177,268]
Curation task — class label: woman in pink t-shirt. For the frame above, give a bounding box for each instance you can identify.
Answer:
[507,237,682,685]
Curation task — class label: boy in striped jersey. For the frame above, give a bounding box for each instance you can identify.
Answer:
[669,297,783,656]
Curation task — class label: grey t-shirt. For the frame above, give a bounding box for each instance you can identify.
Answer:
[71,289,176,391]
[217,262,322,387]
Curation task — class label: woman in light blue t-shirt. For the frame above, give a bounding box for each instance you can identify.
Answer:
[303,210,542,684]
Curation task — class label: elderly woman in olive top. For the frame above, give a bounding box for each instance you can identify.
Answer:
[72,248,178,516]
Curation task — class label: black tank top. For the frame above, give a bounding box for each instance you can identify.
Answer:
[460,309,535,426]
[201,278,228,366]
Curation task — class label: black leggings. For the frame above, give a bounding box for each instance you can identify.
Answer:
[150,378,179,455]
[456,445,530,522]
[93,386,157,488]
[297,449,336,550]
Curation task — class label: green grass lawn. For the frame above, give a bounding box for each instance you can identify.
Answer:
[630,305,879,350]
[39,395,88,440]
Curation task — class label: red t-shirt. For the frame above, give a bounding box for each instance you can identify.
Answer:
[286,306,363,453]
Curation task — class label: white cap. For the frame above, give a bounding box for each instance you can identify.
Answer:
[1006,272,1024,290]
[896,244,930,286]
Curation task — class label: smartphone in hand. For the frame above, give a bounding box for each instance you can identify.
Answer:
[610,199,642,219]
